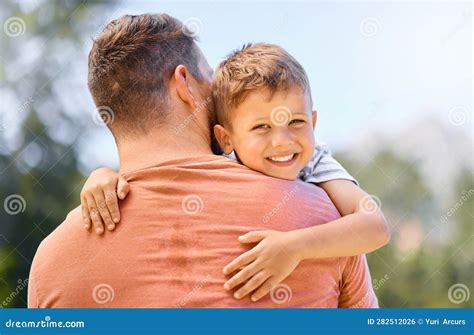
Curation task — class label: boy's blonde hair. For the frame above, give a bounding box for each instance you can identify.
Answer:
[212,43,311,127]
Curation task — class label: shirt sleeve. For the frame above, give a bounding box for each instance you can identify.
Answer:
[338,255,379,308]
[27,253,40,308]
[298,143,358,185]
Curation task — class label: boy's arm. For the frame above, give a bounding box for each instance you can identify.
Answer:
[295,179,390,260]
[295,143,390,258]
[223,144,390,302]
[222,181,390,302]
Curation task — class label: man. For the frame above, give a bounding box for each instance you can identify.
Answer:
[28,13,378,308]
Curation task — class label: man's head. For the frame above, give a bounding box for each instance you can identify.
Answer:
[88,14,214,141]
[213,43,317,180]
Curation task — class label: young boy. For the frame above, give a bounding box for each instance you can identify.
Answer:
[80,43,390,302]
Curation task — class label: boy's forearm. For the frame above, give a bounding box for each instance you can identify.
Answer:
[294,211,390,260]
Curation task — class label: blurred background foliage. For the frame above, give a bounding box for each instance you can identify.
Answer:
[0,0,472,308]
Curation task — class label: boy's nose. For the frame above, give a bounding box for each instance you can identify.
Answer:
[271,130,294,148]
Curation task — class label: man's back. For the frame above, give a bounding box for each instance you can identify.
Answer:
[28,155,377,308]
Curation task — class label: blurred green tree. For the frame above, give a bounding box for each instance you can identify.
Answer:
[0,0,116,307]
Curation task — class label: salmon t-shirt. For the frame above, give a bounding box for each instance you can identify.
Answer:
[28,155,378,308]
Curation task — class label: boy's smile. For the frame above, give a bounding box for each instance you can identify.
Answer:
[214,87,316,180]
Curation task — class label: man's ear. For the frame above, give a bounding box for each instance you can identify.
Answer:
[173,65,196,109]
[213,124,234,155]
[312,110,317,130]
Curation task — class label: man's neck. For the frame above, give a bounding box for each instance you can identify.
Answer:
[117,128,214,174]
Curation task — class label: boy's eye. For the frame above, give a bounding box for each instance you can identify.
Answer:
[252,124,270,130]
[289,119,306,125]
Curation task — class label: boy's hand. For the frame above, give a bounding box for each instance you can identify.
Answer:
[222,230,302,302]
[80,167,130,235]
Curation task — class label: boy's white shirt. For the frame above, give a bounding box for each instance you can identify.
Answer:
[224,143,358,185]
[299,143,358,185]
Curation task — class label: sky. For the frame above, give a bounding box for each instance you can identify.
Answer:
[7,0,471,171]
[75,0,472,169]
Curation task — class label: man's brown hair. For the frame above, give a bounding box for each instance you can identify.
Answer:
[88,14,203,137]
[212,43,311,128]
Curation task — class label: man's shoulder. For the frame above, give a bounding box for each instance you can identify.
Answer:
[197,155,331,196]
[124,155,339,222]
[213,161,335,208]
[126,155,330,198]
[33,206,83,264]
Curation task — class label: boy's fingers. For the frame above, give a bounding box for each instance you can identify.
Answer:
[233,271,271,300]
[85,195,104,235]
[93,189,115,232]
[104,189,120,224]
[223,249,258,275]
[117,176,130,199]
[251,278,278,302]
[224,262,261,291]
[81,204,91,230]
[238,230,270,243]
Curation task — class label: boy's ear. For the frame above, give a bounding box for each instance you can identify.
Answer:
[312,110,317,130]
[173,65,196,109]
[213,124,234,155]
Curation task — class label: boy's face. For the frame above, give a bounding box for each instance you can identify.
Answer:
[215,87,316,180]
